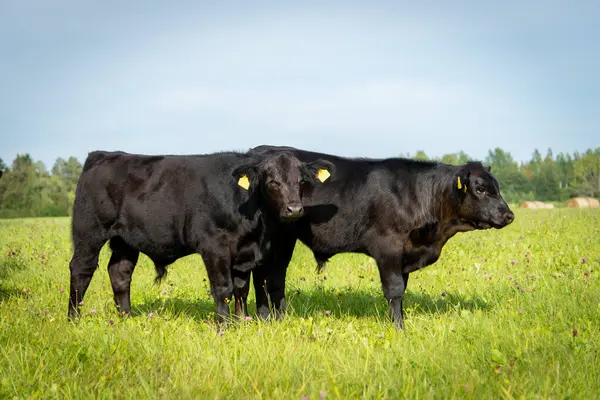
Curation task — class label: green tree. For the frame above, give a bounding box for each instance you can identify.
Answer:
[439,151,472,165]
[0,154,81,217]
[413,150,429,161]
[555,153,573,193]
[572,147,600,196]
[530,149,543,175]
[440,153,458,165]
[483,148,527,202]
[51,156,82,190]
[534,149,560,201]
[50,157,82,215]
[456,151,471,164]
[0,154,40,215]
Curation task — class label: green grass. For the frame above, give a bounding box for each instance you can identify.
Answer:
[1,209,599,399]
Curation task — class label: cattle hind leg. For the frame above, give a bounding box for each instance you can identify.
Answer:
[68,236,106,319]
[232,269,250,318]
[252,265,270,320]
[107,237,140,317]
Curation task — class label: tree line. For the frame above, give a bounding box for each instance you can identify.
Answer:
[406,146,600,205]
[0,155,82,218]
[0,146,598,218]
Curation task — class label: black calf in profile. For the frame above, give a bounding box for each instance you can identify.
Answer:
[67,150,334,326]
[239,145,514,329]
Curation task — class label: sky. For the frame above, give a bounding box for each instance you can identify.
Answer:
[1,0,599,169]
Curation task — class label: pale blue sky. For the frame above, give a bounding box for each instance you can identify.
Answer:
[1,1,598,169]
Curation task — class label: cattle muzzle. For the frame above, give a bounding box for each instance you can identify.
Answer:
[488,210,515,229]
[503,211,515,225]
[467,210,515,230]
[281,204,304,221]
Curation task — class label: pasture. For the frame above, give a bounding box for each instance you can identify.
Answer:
[1,209,599,399]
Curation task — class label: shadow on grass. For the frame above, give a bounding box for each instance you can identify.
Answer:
[128,287,491,323]
[0,286,25,302]
[285,287,491,319]
[0,256,30,302]
[133,297,218,321]
[0,255,30,280]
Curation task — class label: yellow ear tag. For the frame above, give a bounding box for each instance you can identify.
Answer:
[457,176,462,189]
[317,169,330,182]
[463,184,467,193]
[238,175,250,190]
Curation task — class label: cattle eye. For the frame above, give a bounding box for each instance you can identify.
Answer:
[268,180,280,187]
[476,186,485,194]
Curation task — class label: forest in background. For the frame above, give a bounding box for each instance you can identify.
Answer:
[0,146,598,218]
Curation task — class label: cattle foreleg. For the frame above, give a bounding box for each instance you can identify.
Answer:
[107,238,139,317]
[252,232,296,320]
[202,251,234,329]
[266,263,289,320]
[68,239,104,319]
[265,233,296,320]
[377,261,408,330]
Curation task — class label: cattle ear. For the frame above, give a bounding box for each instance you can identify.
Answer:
[455,169,471,194]
[303,160,335,183]
[486,165,492,173]
[231,164,258,191]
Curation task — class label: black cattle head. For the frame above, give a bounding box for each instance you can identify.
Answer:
[454,162,515,230]
[232,153,335,221]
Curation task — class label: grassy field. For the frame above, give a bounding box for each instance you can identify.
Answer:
[1,209,599,399]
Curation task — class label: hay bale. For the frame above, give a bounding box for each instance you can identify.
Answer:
[521,201,555,209]
[520,201,538,209]
[568,197,600,208]
[587,197,600,208]
[568,197,591,208]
